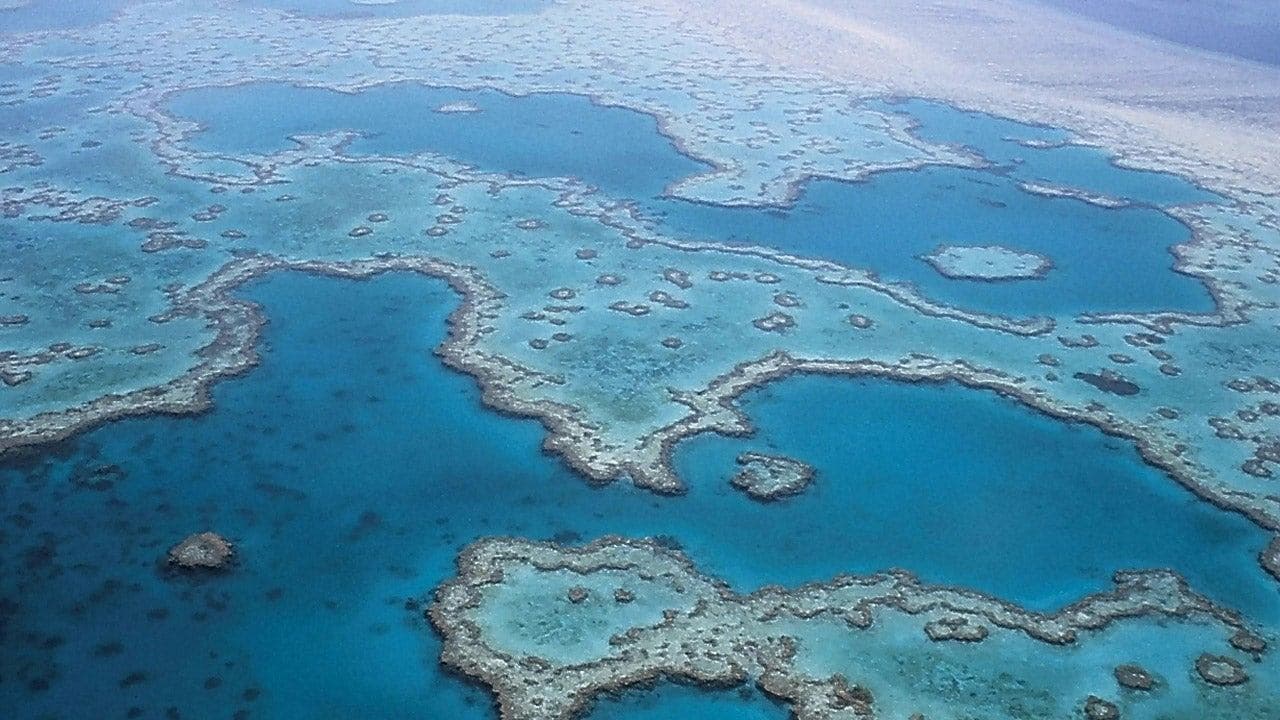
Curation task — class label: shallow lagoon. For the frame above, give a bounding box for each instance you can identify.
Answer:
[168,82,1218,318]
[1,271,1274,718]
[168,82,706,200]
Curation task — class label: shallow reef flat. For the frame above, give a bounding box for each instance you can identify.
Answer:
[920,244,1053,282]
[431,537,1277,720]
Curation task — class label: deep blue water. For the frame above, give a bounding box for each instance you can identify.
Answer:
[1,272,1274,718]
[168,82,1218,318]
[1039,0,1280,67]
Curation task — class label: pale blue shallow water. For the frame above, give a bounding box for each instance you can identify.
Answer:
[0,271,1274,718]
[0,0,131,33]
[241,0,550,19]
[0,0,547,32]
[167,82,1219,318]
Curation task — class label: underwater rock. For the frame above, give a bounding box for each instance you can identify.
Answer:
[647,290,687,309]
[567,586,589,604]
[1074,370,1140,397]
[1,369,32,387]
[608,301,651,317]
[167,532,233,571]
[1084,696,1120,720]
[773,291,802,308]
[1113,664,1154,691]
[1230,629,1268,657]
[847,314,874,329]
[662,267,693,290]
[1194,653,1248,686]
[1058,334,1100,349]
[1260,536,1280,581]
[752,311,795,333]
[71,463,124,491]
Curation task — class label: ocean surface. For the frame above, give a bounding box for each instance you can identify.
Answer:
[1,270,1274,718]
[1039,0,1280,67]
[168,82,1219,318]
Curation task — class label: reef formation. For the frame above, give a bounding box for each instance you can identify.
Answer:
[430,537,1276,720]
[1,0,1280,716]
[920,244,1053,281]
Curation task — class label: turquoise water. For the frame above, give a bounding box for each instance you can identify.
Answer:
[1039,0,1280,67]
[1,271,1274,718]
[674,374,1279,619]
[168,82,706,201]
[168,82,1217,317]
[651,171,1213,317]
[590,684,788,720]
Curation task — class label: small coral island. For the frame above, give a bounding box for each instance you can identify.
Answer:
[167,532,234,571]
[921,244,1053,281]
[729,451,815,500]
[428,537,1272,720]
